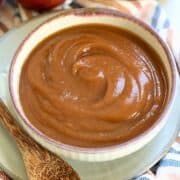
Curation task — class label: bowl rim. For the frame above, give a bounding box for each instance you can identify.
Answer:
[9,8,178,154]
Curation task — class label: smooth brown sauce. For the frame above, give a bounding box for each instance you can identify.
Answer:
[20,24,168,147]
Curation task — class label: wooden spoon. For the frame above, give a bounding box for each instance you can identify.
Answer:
[0,99,80,180]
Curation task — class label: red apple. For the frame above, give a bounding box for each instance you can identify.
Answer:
[0,0,4,6]
[18,0,65,10]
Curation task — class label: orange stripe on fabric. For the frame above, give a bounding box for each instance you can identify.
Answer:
[176,137,180,143]
[76,0,132,15]
[140,2,155,21]
[166,28,174,48]
[131,1,141,10]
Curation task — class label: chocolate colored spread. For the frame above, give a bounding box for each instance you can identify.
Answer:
[20,24,167,147]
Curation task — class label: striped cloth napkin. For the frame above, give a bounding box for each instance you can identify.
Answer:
[0,0,179,180]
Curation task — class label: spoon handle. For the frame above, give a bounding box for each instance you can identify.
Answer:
[0,99,80,180]
[0,99,39,152]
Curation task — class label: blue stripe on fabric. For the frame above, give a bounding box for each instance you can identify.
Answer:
[151,5,161,29]
[163,19,170,28]
[160,159,180,167]
[135,177,150,180]
[169,148,180,154]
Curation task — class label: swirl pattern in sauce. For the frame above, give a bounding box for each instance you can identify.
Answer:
[20,25,167,147]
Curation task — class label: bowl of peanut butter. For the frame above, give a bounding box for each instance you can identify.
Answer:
[8,8,179,161]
